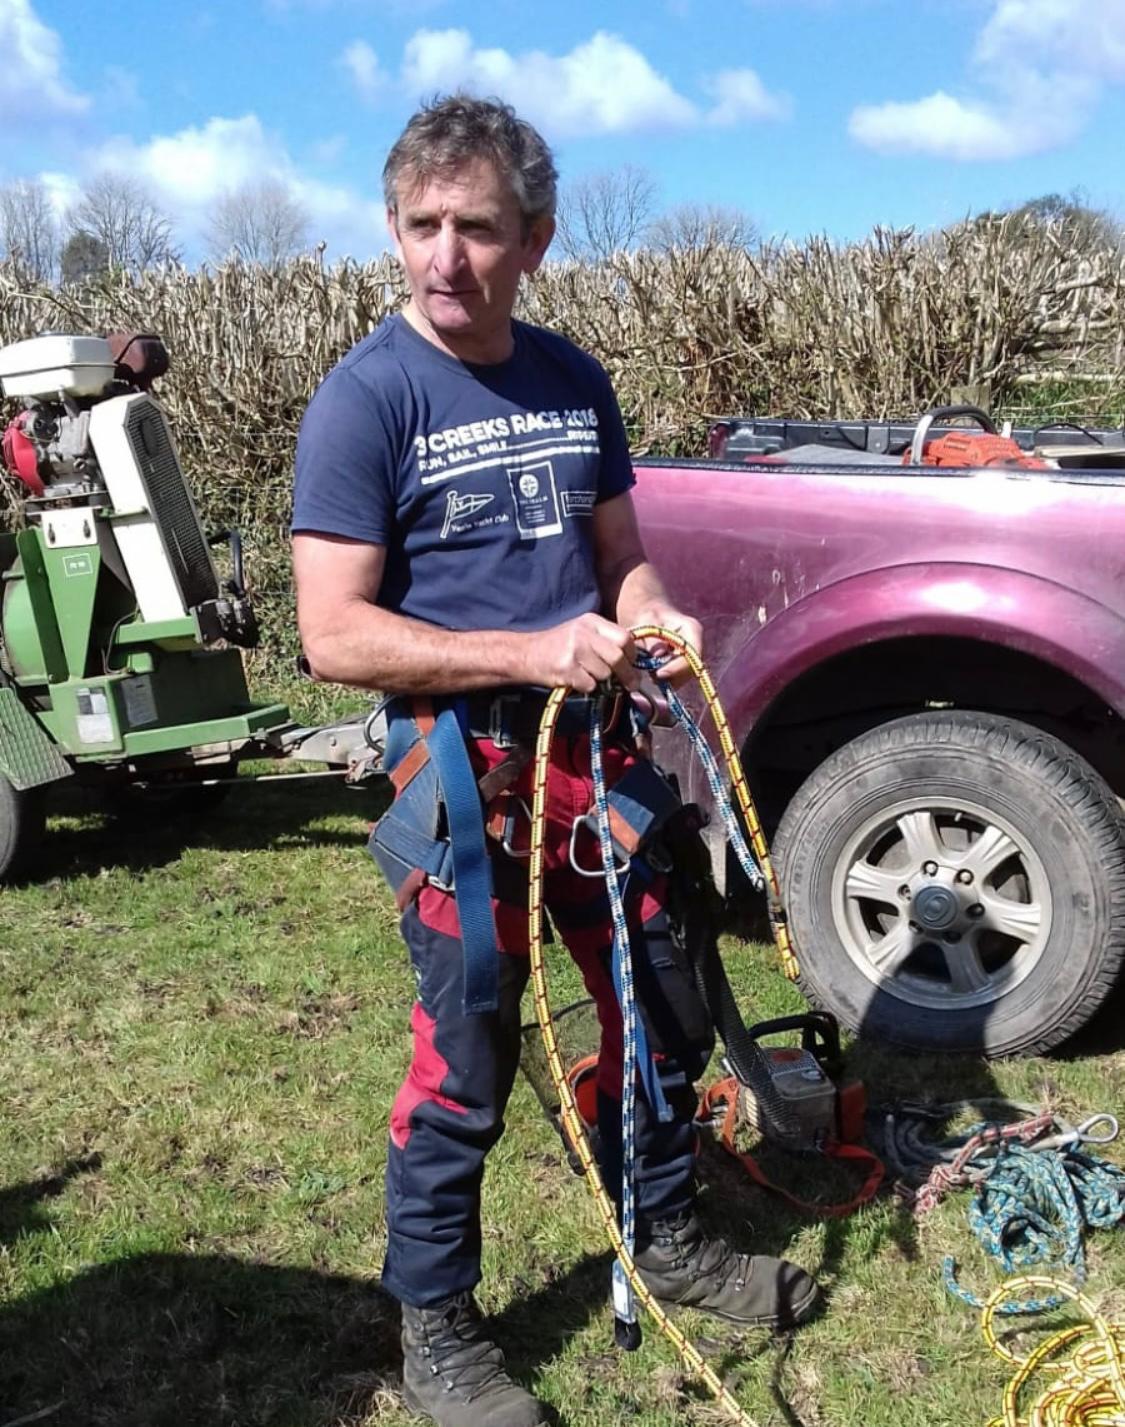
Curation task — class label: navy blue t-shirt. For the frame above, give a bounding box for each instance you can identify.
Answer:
[292,314,635,632]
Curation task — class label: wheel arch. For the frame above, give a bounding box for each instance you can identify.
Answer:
[716,566,1125,829]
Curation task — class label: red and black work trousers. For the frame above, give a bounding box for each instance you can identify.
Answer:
[379,720,701,1310]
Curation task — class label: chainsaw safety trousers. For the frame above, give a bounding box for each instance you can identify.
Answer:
[379,721,707,1309]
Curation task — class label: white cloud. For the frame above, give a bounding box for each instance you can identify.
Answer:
[847,89,1074,161]
[704,68,791,125]
[0,0,89,128]
[340,39,385,101]
[93,115,283,207]
[336,26,789,136]
[38,169,81,219]
[86,114,382,259]
[975,0,1125,81]
[400,28,699,135]
[850,0,1123,161]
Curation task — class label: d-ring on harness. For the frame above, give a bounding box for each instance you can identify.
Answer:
[526,627,800,1427]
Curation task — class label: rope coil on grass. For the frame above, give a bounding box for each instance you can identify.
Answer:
[945,1138,1125,1315]
[982,1276,1125,1427]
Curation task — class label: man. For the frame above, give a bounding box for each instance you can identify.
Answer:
[292,95,818,1427]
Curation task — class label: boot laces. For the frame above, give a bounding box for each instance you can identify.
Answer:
[419,1292,510,1400]
[661,1212,750,1290]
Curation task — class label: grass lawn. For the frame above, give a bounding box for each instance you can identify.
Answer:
[1,727,1123,1427]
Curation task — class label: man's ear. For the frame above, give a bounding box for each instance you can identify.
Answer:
[522,215,555,275]
[387,206,402,259]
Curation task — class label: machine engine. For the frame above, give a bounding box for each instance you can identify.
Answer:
[0,333,256,647]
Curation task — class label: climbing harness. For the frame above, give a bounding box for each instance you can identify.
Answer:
[981,1275,1125,1427]
[526,626,836,1427]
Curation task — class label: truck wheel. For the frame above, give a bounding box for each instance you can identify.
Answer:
[772,711,1125,1056]
[0,774,46,883]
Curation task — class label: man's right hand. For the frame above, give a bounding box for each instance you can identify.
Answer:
[526,612,640,692]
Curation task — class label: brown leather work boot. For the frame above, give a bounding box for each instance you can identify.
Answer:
[635,1210,820,1328]
[401,1291,548,1427]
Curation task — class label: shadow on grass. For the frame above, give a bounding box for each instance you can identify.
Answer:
[0,1245,398,1427]
[30,776,392,886]
[0,1156,102,1249]
[0,1166,615,1427]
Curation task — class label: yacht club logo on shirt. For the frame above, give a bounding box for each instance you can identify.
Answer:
[440,490,495,540]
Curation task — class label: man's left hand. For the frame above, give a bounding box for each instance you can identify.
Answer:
[631,607,703,688]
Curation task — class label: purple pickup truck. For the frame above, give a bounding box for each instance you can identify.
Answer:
[635,411,1125,1058]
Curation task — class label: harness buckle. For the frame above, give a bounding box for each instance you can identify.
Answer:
[488,692,525,750]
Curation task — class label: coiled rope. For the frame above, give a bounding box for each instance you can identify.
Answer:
[945,1138,1125,1315]
[526,628,798,1427]
[982,1276,1125,1426]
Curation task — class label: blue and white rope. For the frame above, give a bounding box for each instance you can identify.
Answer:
[636,654,765,893]
[944,1137,1125,1315]
[588,704,639,1333]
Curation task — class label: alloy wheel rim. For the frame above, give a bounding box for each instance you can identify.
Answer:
[829,795,1052,1012]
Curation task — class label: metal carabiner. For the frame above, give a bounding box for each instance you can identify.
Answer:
[500,795,534,861]
[1074,1112,1119,1146]
[568,812,630,879]
[1033,1111,1119,1154]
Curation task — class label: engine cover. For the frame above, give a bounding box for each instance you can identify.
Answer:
[89,393,220,623]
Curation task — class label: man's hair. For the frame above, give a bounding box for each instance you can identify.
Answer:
[383,94,558,224]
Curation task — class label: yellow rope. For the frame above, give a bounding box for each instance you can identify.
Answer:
[526,627,797,1427]
[628,626,799,981]
[982,1276,1125,1426]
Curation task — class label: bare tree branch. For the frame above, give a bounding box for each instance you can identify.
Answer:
[66,174,180,275]
[554,165,658,262]
[206,179,311,267]
[645,202,758,254]
[0,178,60,284]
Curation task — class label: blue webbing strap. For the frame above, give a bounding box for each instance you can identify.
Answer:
[426,706,500,1014]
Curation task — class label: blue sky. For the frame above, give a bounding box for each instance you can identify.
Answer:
[3,0,1124,262]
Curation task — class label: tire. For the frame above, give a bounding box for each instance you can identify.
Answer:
[0,773,46,883]
[772,711,1125,1056]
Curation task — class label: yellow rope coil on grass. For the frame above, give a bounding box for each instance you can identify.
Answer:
[525,629,796,1427]
[982,1276,1125,1427]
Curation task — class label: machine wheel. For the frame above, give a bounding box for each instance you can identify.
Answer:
[0,773,46,883]
[773,711,1125,1056]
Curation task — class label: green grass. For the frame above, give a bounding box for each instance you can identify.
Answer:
[1,752,1123,1427]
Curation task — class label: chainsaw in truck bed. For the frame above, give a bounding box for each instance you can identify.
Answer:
[0,332,385,882]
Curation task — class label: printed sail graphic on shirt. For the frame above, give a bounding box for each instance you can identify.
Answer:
[440,490,495,540]
[507,461,562,539]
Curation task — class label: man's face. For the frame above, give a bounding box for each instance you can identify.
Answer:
[388,157,554,364]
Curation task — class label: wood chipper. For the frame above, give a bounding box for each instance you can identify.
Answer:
[0,331,384,881]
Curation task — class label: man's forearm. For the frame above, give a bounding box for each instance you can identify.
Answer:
[606,556,675,629]
[302,599,534,695]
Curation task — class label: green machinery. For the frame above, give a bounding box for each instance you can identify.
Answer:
[0,332,383,880]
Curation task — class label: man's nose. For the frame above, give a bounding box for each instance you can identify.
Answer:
[433,223,466,274]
